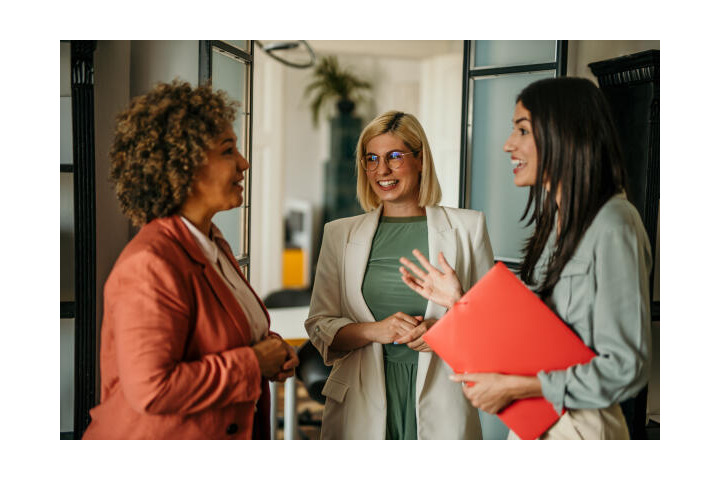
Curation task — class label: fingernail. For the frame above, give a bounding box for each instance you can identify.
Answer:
[393,341,398,344]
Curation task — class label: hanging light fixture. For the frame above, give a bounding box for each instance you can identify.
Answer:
[256,40,316,69]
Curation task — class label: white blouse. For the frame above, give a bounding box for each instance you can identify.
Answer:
[181,217,268,345]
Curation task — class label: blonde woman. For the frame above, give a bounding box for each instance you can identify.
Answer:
[305,111,494,439]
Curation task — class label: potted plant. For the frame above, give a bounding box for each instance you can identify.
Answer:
[304,55,371,127]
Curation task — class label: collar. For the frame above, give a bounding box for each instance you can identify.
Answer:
[180,216,220,265]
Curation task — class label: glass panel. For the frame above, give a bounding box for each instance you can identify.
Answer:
[473,40,556,69]
[469,70,555,262]
[60,172,75,301]
[60,42,71,96]
[212,48,248,110]
[60,96,73,165]
[60,317,75,432]
[211,47,250,257]
[224,40,250,52]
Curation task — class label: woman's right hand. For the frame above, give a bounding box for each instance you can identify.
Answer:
[371,312,420,344]
[251,337,288,378]
[399,249,464,310]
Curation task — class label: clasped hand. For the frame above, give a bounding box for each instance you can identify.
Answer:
[251,336,299,382]
[375,312,436,352]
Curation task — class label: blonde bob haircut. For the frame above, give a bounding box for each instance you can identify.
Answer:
[356,110,442,212]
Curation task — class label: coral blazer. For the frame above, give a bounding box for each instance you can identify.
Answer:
[83,215,274,439]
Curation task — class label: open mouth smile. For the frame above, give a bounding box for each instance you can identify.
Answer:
[377,179,399,190]
[511,159,527,174]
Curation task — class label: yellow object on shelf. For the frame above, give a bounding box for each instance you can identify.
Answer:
[282,248,305,288]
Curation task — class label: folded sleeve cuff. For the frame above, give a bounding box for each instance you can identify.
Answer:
[537,369,566,416]
[308,317,355,365]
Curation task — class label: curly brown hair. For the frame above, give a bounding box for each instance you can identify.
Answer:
[109,79,239,226]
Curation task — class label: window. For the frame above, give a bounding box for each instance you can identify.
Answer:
[199,41,254,276]
[460,41,567,265]
[458,41,566,440]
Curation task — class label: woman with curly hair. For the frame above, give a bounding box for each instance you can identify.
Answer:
[83,80,298,440]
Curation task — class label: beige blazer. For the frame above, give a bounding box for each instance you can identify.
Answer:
[306,205,494,439]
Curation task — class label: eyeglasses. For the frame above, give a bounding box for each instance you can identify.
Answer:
[362,151,416,172]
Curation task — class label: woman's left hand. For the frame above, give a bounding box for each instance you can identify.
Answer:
[450,373,536,414]
[269,340,299,383]
[394,316,437,352]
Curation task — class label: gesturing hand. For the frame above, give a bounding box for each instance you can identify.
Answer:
[399,249,463,310]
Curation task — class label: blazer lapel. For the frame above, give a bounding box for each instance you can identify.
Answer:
[163,216,253,345]
[417,206,457,400]
[344,207,382,323]
[212,226,271,331]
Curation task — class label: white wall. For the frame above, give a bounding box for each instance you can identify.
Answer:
[249,51,285,299]
[94,40,133,337]
[419,52,464,208]
[568,40,660,81]
[130,40,199,94]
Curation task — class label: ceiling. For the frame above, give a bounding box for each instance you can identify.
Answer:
[260,40,462,60]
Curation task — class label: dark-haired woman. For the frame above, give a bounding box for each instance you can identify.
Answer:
[82,80,298,439]
[399,77,652,440]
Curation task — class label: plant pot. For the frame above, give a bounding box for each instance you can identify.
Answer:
[336,98,355,115]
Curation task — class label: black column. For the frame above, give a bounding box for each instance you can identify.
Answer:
[589,50,660,288]
[71,40,97,439]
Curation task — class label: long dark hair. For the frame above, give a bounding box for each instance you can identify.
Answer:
[518,77,628,298]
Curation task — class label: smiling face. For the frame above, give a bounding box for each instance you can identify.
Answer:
[364,133,423,215]
[503,101,539,187]
[188,124,249,217]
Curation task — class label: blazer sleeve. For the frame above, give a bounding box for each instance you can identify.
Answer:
[305,222,356,366]
[468,211,495,287]
[107,249,263,416]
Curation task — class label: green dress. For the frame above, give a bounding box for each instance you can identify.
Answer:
[361,216,429,440]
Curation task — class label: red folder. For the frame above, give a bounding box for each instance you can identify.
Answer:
[422,262,596,440]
